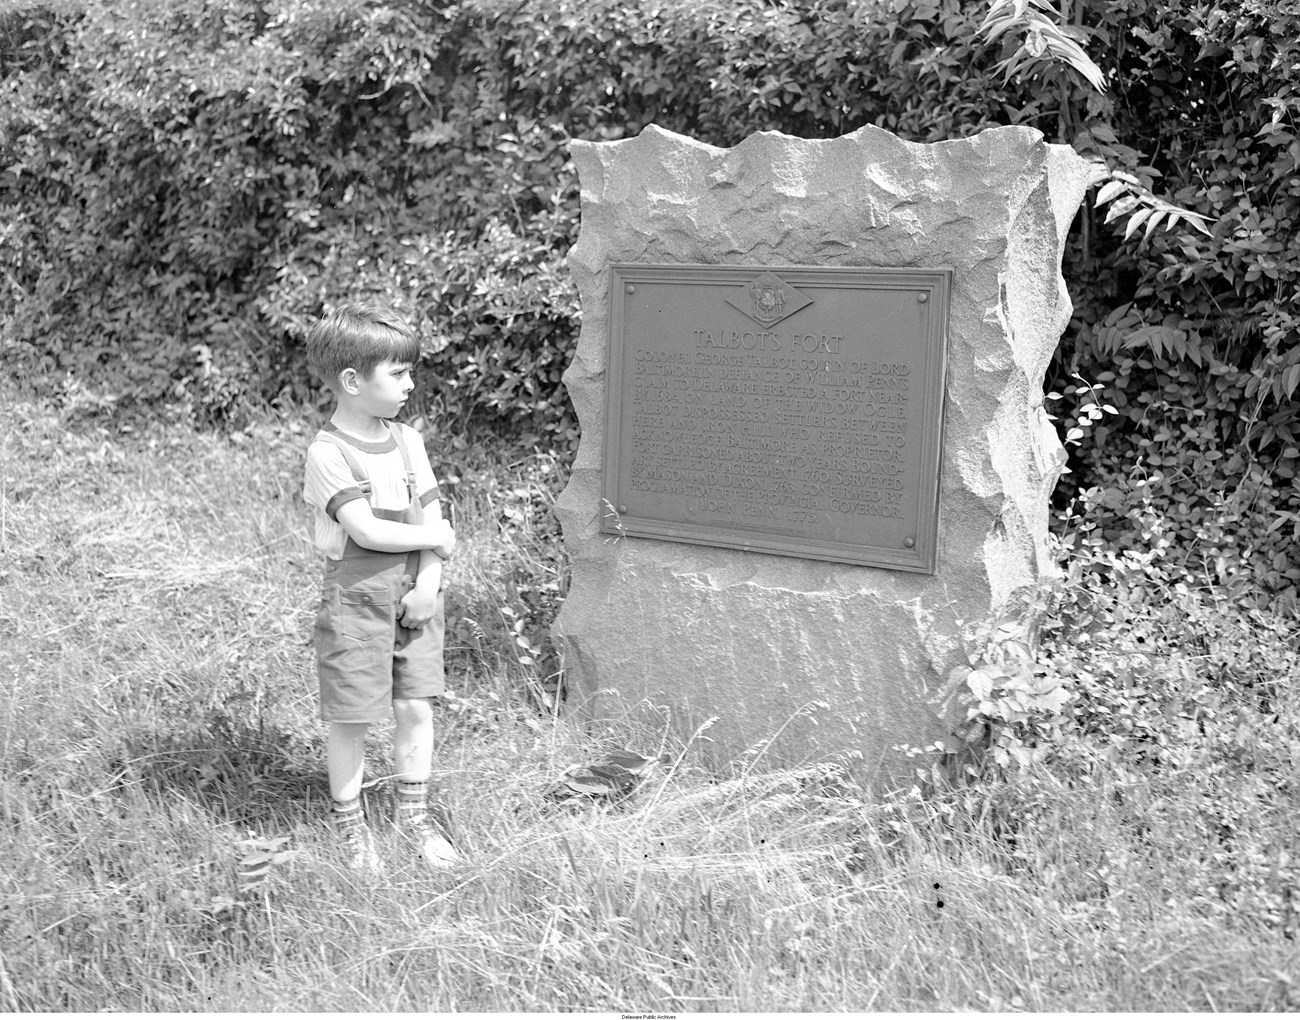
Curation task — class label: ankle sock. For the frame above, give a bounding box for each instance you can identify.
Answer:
[331,797,365,833]
[395,780,428,826]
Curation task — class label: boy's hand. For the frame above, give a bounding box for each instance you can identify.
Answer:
[398,576,441,630]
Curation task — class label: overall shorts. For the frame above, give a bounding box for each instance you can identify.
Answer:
[313,425,446,723]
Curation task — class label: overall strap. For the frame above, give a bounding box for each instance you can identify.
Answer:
[384,422,420,502]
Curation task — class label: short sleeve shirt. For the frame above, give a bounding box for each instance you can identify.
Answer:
[302,422,442,561]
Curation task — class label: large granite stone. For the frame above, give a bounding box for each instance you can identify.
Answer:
[553,124,1095,776]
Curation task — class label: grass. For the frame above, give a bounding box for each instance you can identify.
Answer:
[1,389,1298,1012]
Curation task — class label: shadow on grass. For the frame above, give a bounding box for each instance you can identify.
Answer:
[120,711,327,832]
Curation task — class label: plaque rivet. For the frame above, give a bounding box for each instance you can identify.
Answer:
[618,504,628,514]
[917,293,929,303]
[904,537,916,548]
[626,285,636,295]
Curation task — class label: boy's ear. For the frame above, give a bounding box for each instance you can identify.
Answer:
[338,367,360,395]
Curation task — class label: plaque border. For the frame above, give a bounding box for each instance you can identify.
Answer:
[601,263,951,573]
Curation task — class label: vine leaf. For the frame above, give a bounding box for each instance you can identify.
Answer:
[979,2,1215,243]
[1094,168,1214,242]
[979,0,1107,94]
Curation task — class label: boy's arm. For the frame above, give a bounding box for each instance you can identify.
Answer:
[414,546,445,587]
[335,499,454,554]
[405,424,455,559]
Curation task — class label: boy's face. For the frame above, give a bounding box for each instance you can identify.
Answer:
[344,358,415,419]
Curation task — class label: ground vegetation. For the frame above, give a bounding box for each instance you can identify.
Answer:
[0,393,1296,1011]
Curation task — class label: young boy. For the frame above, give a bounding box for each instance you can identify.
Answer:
[302,304,458,870]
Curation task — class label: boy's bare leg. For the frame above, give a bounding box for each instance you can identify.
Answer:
[326,722,379,869]
[392,697,434,783]
[328,722,371,801]
[392,697,457,865]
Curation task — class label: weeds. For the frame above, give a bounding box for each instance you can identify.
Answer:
[915,489,1300,985]
[1,391,1298,1010]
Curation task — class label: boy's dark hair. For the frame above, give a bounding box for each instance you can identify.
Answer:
[306,304,420,388]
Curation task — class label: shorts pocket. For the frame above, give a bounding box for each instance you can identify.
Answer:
[338,587,394,644]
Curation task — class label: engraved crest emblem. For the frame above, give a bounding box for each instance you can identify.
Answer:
[725,271,812,327]
[749,280,786,325]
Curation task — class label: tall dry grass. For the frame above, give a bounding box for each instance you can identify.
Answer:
[1,389,1297,1012]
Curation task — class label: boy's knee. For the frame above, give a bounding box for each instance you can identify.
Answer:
[392,696,434,725]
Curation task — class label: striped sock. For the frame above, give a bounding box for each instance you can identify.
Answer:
[395,780,428,827]
[331,797,365,834]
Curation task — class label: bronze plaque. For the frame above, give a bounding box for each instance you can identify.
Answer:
[602,264,950,572]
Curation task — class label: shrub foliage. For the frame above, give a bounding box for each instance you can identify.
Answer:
[2,0,1298,596]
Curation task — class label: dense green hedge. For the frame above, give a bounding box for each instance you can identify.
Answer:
[2,0,1298,600]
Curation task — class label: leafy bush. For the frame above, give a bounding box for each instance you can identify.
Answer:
[915,516,1300,943]
[0,0,582,442]
[1047,0,1300,601]
[1055,358,1300,606]
[1,0,1298,596]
